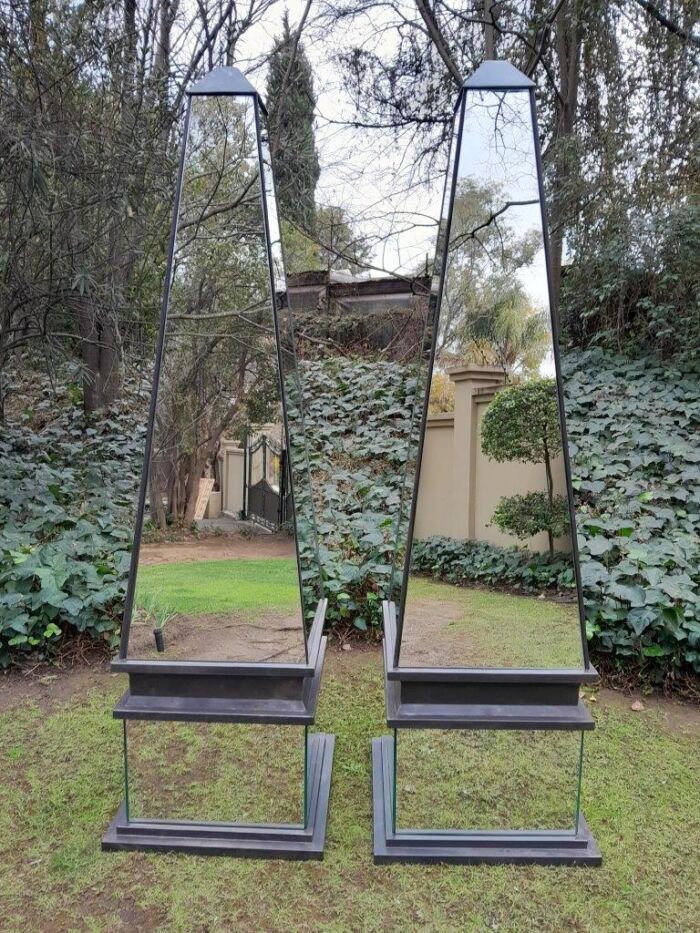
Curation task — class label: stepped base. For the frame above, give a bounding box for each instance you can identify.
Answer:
[103,733,334,860]
[371,736,601,866]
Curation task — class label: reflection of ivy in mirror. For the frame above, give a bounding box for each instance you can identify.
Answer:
[149,98,280,529]
[481,378,569,555]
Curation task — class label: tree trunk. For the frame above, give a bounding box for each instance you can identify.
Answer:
[484,0,496,59]
[76,298,121,412]
[154,0,179,150]
[184,452,208,522]
[149,472,168,530]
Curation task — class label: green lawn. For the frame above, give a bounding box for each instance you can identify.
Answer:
[135,558,299,618]
[0,651,699,932]
[405,577,583,668]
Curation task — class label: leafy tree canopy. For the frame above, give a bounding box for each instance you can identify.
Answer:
[481,378,562,465]
[266,12,320,232]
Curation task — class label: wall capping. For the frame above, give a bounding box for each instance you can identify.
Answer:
[447,364,507,385]
[426,413,455,427]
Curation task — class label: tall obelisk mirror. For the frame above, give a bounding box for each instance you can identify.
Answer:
[119,71,321,666]
[374,61,600,867]
[104,67,333,860]
[395,66,588,673]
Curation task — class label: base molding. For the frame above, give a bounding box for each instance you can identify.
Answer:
[371,736,601,866]
[103,733,334,860]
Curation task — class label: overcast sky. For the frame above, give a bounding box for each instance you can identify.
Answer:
[234,2,449,279]
[232,1,553,355]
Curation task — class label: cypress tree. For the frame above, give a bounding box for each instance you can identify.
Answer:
[266,13,320,232]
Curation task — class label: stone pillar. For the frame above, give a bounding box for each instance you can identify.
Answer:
[446,364,507,539]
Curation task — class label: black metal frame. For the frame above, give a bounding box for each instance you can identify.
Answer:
[104,66,333,859]
[373,60,600,866]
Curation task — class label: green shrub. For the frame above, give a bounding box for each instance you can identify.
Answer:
[491,492,570,542]
[411,536,575,592]
[481,377,564,554]
[3,347,698,685]
[293,358,418,632]
[560,202,700,361]
[0,378,146,666]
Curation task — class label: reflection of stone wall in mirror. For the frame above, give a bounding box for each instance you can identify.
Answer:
[399,90,584,670]
[126,95,308,664]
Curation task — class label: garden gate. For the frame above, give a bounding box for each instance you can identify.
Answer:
[245,433,291,529]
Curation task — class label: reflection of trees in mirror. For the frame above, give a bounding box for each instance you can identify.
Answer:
[149,97,279,531]
[481,379,569,556]
[441,178,549,377]
[281,207,374,276]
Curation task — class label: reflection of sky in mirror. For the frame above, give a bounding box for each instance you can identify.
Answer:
[259,133,286,293]
[453,90,554,377]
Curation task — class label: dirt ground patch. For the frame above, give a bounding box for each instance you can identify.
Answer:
[396,598,466,666]
[139,532,295,566]
[592,686,700,735]
[0,657,110,714]
[126,610,306,663]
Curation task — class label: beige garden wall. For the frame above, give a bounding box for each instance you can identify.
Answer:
[414,364,571,554]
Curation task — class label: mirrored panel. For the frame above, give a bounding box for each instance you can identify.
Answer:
[394,729,584,832]
[389,105,463,608]
[125,722,305,824]
[397,89,584,669]
[258,126,323,628]
[122,93,319,664]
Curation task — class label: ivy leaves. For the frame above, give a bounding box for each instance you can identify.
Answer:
[0,380,146,666]
[293,359,417,632]
[564,348,700,675]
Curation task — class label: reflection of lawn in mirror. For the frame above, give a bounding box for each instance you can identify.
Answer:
[126,721,304,824]
[401,577,582,669]
[135,557,298,617]
[396,728,581,831]
[129,557,303,662]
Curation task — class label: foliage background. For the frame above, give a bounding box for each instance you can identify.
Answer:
[4,343,698,685]
[0,373,147,666]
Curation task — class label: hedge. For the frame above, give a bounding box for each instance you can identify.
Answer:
[0,379,146,666]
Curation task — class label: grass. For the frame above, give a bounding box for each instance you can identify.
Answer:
[0,651,699,932]
[135,558,299,618]
[406,577,583,668]
[396,729,584,831]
